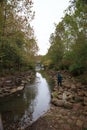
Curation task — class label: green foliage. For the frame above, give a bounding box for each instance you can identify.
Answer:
[69,64,84,75]
[0,0,38,76]
[46,24,65,68]
[44,0,87,76]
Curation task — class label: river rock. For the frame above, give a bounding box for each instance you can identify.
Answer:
[51,99,64,107]
[84,91,87,97]
[73,103,82,110]
[74,96,84,102]
[77,91,84,97]
[10,88,17,93]
[83,121,87,129]
[16,86,24,91]
[76,120,83,127]
[63,102,73,109]
[71,84,76,90]
[0,71,35,98]
[63,82,71,89]
[84,97,87,106]
[67,94,73,101]
[76,82,82,88]
[58,95,62,100]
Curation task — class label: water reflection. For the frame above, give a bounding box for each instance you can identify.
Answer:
[0,72,51,129]
[32,73,51,120]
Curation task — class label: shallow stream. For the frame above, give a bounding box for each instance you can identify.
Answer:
[0,72,52,130]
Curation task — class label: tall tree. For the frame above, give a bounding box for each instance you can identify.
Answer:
[45,0,87,73]
[0,0,38,75]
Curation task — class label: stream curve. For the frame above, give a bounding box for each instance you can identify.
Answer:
[0,72,51,130]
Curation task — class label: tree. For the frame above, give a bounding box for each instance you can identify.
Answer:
[63,0,87,74]
[0,0,38,75]
[45,0,87,74]
[45,22,65,69]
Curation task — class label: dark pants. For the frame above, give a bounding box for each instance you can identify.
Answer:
[58,80,62,86]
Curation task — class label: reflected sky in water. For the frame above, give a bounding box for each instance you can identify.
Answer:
[0,72,51,129]
[32,72,51,120]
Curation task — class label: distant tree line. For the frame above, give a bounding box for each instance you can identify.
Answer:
[42,0,87,76]
[0,0,38,75]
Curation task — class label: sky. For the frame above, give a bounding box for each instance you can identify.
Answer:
[31,0,70,55]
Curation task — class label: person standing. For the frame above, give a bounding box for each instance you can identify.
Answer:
[57,71,62,87]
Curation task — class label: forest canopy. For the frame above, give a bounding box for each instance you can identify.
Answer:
[42,0,87,75]
[0,0,38,75]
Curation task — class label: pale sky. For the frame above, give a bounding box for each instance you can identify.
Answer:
[31,0,70,55]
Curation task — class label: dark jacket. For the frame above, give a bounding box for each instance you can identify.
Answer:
[57,73,62,82]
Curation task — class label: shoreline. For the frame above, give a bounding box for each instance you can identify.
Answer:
[25,70,87,130]
[0,71,35,99]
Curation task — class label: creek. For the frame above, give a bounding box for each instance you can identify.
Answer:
[0,72,52,130]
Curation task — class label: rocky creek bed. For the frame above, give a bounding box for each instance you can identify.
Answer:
[0,71,35,98]
[25,70,87,130]
[0,70,87,130]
